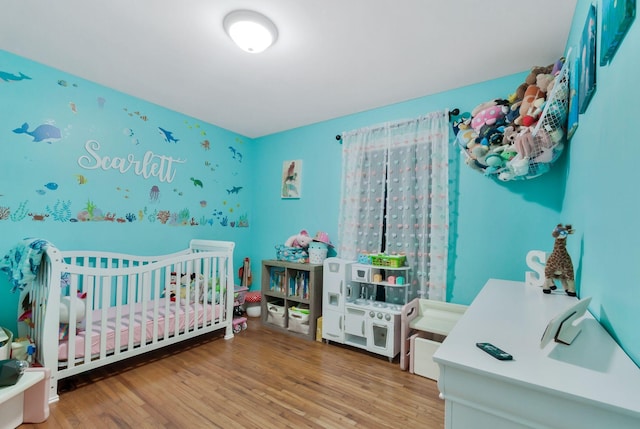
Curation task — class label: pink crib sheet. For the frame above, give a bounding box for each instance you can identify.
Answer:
[58,300,220,361]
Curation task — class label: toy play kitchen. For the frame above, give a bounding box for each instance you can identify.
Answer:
[322,256,416,361]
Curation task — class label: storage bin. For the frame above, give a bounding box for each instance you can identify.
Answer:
[287,316,309,335]
[357,253,372,264]
[267,302,286,328]
[371,254,406,268]
[287,305,310,334]
[308,242,328,264]
[275,245,308,263]
[0,327,13,360]
[288,307,310,323]
[412,337,442,381]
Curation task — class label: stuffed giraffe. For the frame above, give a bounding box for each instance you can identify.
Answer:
[543,224,576,296]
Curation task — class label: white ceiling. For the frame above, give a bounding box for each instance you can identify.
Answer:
[0,0,577,138]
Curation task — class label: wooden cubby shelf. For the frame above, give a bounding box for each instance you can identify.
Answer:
[261,259,323,341]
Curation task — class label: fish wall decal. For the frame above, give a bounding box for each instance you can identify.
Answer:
[0,71,31,82]
[158,127,179,144]
[13,122,61,143]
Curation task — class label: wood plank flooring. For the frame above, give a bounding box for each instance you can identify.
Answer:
[19,318,444,428]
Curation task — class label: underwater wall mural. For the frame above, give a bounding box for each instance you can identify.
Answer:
[0,50,250,229]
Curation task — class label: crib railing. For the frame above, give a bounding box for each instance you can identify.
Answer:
[24,241,235,403]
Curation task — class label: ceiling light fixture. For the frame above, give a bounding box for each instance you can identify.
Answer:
[223,10,278,54]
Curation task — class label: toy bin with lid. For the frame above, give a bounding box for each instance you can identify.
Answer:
[308,242,328,264]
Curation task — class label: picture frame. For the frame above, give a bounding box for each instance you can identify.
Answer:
[578,4,597,114]
[281,159,302,198]
[600,0,636,66]
[567,54,580,140]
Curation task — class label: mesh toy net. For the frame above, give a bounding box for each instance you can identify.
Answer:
[455,59,570,181]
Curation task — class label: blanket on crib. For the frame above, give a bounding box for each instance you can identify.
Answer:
[59,300,221,361]
[0,238,53,292]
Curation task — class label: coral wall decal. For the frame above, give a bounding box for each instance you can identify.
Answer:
[46,199,73,222]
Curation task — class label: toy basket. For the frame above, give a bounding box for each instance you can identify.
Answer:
[287,305,311,335]
[371,254,407,268]
[357,253,373,264]
[457,58,570,181]
[267,301,286,327]
[275,244,308,263]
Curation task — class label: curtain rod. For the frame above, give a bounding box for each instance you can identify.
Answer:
[335,108,459,142]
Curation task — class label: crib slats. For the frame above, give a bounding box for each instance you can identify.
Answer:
[98,274,108,361]
[113,274,123,358]
[173,265,182,339]
[23,240,235,403]
[127,273,136,350]
[83,275,94,364]
[162,265,172,343]
[65,274,78,371]
[197,257,208,330]
[151,269,161,344]
[140,271,149,346]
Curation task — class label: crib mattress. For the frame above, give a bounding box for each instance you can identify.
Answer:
[58,300,221,361]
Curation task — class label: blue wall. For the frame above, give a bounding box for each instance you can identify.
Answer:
[250,74,566,308]
[561,0,640,365]
[250,0,640,366]
[0,50,255,333]
[2,0,639,367]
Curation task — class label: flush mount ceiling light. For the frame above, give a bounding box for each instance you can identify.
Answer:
[223,10,278,54]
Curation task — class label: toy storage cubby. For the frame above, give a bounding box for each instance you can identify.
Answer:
[261,259,323,340]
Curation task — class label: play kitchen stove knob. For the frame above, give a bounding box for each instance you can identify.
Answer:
[369,311,375,318]
[385,314,391,321]
[377,312,383,319]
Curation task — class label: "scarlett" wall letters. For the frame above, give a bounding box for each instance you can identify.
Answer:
[77,140,186,183]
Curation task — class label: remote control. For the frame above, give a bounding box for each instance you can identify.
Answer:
[476,342,513,360]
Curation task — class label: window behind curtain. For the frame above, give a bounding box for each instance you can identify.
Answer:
[338,111,449,301]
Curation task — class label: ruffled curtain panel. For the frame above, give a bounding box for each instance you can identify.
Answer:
[338,111,449,300]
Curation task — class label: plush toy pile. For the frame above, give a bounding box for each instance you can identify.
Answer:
[162,272,217,303]
[452,57,570,181]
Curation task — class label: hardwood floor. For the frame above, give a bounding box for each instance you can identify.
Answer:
[20,319,444,428]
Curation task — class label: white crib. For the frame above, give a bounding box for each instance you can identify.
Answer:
[18,239,236,403]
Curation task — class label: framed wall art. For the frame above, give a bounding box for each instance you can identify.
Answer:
[578,4,597,114]
[600,0,636,65]
[567,54,580,140]
[281,159,302,198]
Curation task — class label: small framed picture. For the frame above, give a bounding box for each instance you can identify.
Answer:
[578,4,597,114]
[281,159,302,198]
[600,0,636,65]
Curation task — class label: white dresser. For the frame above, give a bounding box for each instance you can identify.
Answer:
[433,279,640,429]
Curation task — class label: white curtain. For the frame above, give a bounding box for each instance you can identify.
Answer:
[338,111,450,301]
